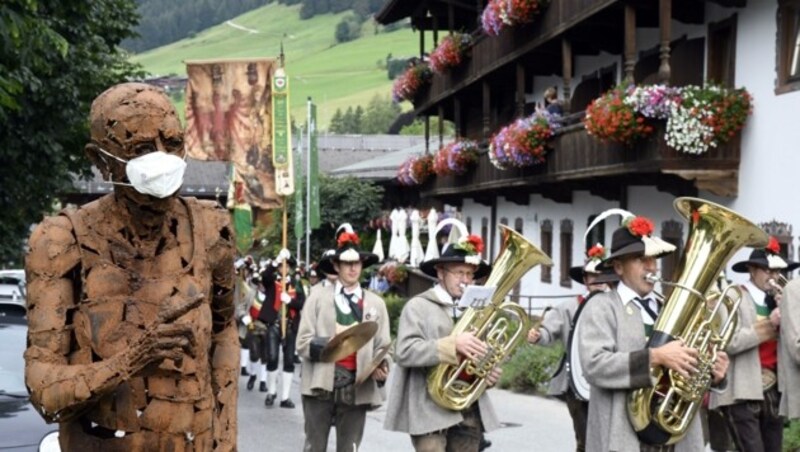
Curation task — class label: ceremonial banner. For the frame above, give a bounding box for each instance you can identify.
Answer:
[294,145,304,240]
[272,67,294,196]
[308,102,321,229]
[184,58,280,209]
[228,166,253,254]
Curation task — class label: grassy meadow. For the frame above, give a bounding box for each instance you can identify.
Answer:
[131,2,428,128]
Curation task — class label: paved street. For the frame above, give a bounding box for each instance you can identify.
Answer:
[236,364,574,451]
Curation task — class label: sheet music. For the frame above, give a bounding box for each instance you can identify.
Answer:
[457,285,496,310]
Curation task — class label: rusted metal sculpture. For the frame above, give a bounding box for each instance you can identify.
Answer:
[24,83,238,451]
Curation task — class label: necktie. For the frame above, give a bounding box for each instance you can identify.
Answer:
[634,297,658,322]
[343,291,363,321]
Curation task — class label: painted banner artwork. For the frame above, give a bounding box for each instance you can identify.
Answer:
[185,58,280,208]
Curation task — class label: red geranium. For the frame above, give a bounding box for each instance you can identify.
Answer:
[587,244,605,258]
[626,216,654,237]
[430,33,471,74]
[338,232,360,247]
[584,86,654,146]
[466,235,484,254]
[766,236,781,255]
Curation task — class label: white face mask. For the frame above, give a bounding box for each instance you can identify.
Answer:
[97,147,187,198]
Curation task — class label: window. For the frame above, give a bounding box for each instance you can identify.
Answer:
[661,220,684,284]
[465,217,472,235]
[777,1,800,94]
[560,219,574,288]
[541,220,553,283]
[761,220,793,260]
[481,217,489,260]
[585,215,605,252]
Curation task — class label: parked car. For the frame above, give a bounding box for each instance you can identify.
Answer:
[0,269,25,308]
[0,316,60,451]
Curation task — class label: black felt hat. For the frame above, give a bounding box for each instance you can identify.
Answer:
[419,236,491,279]
[600,216,676,269]
[732,237,800,273]
[568,243,620,284]
[316,231,378,276]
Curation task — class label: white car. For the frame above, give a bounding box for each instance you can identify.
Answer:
[0,269,26,308]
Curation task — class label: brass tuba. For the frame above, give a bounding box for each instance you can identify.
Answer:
[427,225,553,411]
[627,197,768,445]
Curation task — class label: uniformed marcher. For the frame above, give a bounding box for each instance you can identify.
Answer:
[527,243,617,452]
[578,213,729,452]
[713,237,798,452]
[384,222,500,452]
[296,228,391,451]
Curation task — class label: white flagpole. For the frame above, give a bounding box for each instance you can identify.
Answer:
[296,125,304,263]
[305,97,312,269]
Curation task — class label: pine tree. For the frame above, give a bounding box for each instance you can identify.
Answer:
[329,108,345,133]
[353,105,365,134]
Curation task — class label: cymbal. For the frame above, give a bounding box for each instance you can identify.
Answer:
[355,341,393,385]
[321,321,379,363]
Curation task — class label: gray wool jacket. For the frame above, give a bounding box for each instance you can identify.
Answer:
[577,289,703,452]
[296,284,391,408]
[709,285,766,408]
[383,288,500,435]
[780,278,800,418]
[537,296,580,396]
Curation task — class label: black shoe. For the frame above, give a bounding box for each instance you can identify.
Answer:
[246,375,256,391]
[241,367,249,377]
[479,438,492,451]
[265,393,276,406]
[293,355,301,364]
[259,382,267,392]
[279,398,295,409]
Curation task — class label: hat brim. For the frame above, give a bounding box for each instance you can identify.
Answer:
[731,258,800,273]
[570,265,618,284]
[599,242,672,269]
[568,266,585,284]
[320,252,379,275]
[419,256,492,280]
[592,270,620,284]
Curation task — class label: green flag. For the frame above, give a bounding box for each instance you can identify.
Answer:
[294,145,304,240]
[233,204,253,255]
[272,67,291,169]
[309,103,321,228]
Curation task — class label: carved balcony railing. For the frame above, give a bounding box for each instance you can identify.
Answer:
[419,121,741,202]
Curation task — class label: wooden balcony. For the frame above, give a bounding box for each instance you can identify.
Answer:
[419,121,741,203]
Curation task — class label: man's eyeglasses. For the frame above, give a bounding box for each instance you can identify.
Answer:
[443,268,476,280]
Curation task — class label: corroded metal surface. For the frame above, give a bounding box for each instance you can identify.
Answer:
[24,83,237,451]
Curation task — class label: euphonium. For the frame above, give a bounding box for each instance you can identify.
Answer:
[627,197,768,445]
[768,274,788,295]
[427,225,553,411]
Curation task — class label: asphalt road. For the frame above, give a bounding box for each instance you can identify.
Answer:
[236,364,574,451]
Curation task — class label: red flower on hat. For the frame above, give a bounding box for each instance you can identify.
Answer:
[337,232,360,248]
[455,234,484,255]
[626,216,654,237]
[587,244,605,258]
[766,236,781,255]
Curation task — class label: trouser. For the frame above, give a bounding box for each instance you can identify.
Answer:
[722,386,783,452]
[707,407,737,451]
[410,405,483,452]
[564,390,588,452]
[248,323,296,372]
[302,389,367,452]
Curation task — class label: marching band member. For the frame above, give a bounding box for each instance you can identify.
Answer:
[780,268,800,421]
[714,237,798,451]
[296,229,391,451]
[578,214,729,452]
[384,227,500,452]
[527,244,617,452]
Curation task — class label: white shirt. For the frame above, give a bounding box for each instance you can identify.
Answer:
[743,280,767,308]
[616,281,659,325]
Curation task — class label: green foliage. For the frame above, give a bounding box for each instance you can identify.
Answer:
[382,293,406,338]
[261,175,384,261]
[399,117,456,137]
[123,0,269,53]
[498,343,564,393]
[328,94,400,134]
[0,0,144,265]
[334,13,363,43]
[785,420,800,451]
[386,55,412,80]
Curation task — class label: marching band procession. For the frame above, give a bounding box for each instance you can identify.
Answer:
[12,0,800,451]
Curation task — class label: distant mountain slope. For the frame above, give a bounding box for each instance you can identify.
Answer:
[131,2,422,128]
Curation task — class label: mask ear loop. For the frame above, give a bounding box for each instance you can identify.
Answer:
[94,146,134,187]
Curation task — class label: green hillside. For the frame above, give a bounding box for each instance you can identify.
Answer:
[132,2,426,128]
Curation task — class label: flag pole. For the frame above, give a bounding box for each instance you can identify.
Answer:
[306,97,312,268]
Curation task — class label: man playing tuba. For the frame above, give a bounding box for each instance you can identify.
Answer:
[577,213,729,452]
[384,222,500,452]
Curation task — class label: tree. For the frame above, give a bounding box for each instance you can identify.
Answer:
[353,105,365,134]
[261,175,384,262]
[329,108,345,133]
[341,106,356,133]
[362,94,401,134]
[334,13,362,43]
[0,0,144,265]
